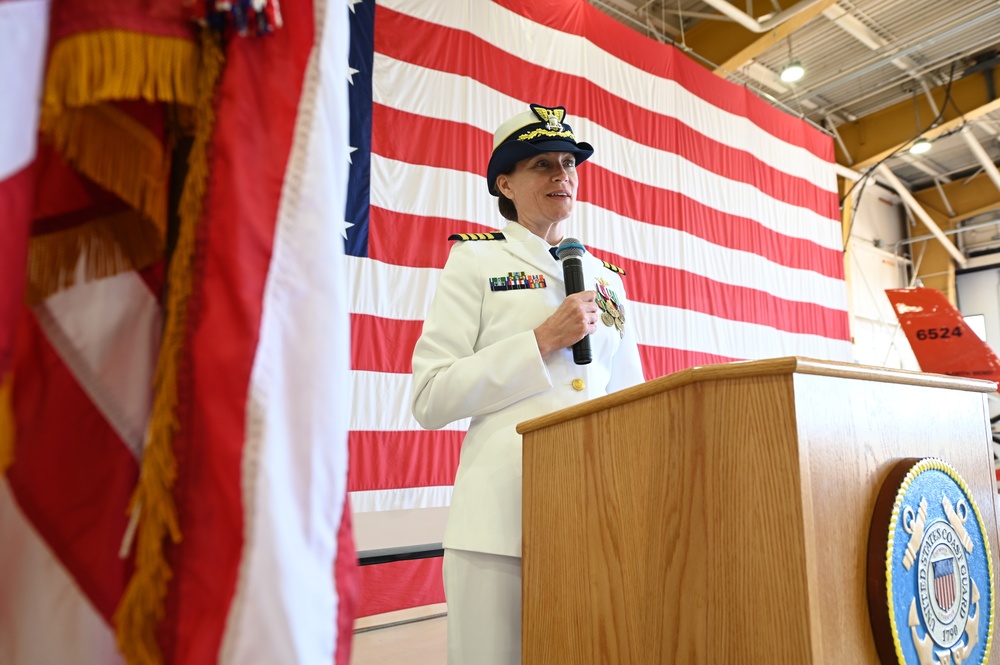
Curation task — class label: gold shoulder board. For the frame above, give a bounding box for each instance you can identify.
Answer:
[601,260,626,276]
[448,232,506,241]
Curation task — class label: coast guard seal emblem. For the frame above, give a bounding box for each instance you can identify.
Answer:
[868,458,995,665]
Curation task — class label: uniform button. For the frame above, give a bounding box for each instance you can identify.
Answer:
[572,378,585,391]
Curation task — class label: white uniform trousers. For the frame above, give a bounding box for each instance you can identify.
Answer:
[443,548,521,665]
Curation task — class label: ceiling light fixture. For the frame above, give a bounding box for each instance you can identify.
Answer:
[780,60,805,83]
[779,37,805,83]
[907,91,932,155]
[909,137,932,155]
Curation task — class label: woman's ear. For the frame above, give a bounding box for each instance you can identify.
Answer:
[495,173,512,199]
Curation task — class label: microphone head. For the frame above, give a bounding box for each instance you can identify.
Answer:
[556,237,585,260]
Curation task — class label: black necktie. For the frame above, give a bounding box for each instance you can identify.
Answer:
[549,247,559,261]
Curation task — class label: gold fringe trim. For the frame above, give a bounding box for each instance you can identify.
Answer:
[27,211,163,304]
[113,28,225,665]
[43,31,198,114]
[42,103,170,235]
[40,31,198,238]
[0,373,14,476]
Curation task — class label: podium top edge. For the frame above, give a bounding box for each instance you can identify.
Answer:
[516,356,997,435]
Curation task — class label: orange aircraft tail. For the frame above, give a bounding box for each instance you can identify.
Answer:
[887,287,1000,485]
[885,287,1000,385]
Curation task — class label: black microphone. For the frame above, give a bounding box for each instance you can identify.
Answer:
[556,237,592,365]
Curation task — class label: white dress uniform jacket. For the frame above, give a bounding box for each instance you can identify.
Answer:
[411,221,645,558]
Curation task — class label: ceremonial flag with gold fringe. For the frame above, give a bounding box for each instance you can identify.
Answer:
[0,8,163,656]
[2,0,192,660]
[1,0,357,662]
[117,0,358,660]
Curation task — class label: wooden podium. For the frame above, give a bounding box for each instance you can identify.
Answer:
[518,357,1000,664]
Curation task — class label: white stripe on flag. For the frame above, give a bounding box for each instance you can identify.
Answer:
[0,481,123,665]
[345,253,848,343]
[0,0,48,180]
[33,271,160,458]
[631,301,852,360]
[345,255,439,322]
[351,370,469,432]
[350,486,454,513]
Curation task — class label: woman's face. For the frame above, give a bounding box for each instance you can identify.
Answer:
[495,151,579,229]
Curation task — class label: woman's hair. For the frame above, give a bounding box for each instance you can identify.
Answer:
[497,192,518,222]
[495,166,518,221]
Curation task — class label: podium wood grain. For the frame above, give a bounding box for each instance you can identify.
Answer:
[519,357,1000,664]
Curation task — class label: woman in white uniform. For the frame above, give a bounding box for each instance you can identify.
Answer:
[410,103,645,664]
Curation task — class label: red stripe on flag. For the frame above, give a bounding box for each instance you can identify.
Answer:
[374,8,836,214]
[373,107,842,280]
[492,0,834,161]
[585,166,841,279]
[349,270,846,366]
[639,344,740,380]
[335,503,360,665]
[612,257,850,340]
[371,103,490,177]
[351,313,423,374]
[367,206,497,269]
[348,430,463,491]
[7,307,137,622]
[358,557,444,617]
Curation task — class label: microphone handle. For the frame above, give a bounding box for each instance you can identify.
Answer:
[562,257,592,365]
[572,334,592,365]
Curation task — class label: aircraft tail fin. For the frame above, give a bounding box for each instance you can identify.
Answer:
[885,287,1000,385]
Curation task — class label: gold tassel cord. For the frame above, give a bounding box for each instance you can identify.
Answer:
[0,373,15,476]
[112,27,225,665]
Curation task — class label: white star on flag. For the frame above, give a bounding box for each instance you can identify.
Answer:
[337,219,355,240]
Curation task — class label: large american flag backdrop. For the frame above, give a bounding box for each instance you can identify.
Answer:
[346,0,850,613]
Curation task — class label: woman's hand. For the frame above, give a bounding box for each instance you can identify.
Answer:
[534,291,601,358]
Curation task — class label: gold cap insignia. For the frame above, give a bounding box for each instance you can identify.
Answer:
[531,104,566,132]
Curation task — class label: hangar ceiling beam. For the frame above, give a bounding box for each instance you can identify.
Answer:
[835,71,1000,168]
[876,164,967,268]
[682,0,837,74]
